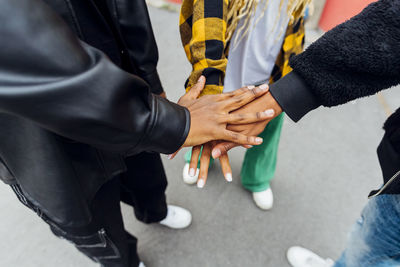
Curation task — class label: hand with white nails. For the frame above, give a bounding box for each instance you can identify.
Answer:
[211,89,282,159]
[185,83,277,189]
[178,77,273,148]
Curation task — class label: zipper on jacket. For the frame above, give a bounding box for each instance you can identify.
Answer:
[369,169,400,199]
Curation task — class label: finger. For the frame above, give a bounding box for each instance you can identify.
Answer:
[224,86,249,98]
[212,142,239,158]
[197,144,212,188]
[228,85,256,96]
[219,153,233,182]
[221,130,264,146]
[167,148,182,160]
[224,109,275,124]
[189,146,201,177]
[225,84,269,112]
[218,85,255,101]
[187,75,206,99]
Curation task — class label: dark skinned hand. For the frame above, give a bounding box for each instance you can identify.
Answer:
[186,85,279,188]
[176,77,276,150]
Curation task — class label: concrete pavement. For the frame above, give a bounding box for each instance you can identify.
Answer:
[0,6,399,267]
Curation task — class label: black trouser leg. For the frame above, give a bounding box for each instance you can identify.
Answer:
[120,152,168,223]
[11,179,141,267]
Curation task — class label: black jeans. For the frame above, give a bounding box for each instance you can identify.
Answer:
[11,152,168,267]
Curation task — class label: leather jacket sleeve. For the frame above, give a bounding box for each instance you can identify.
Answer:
[0,0,190,155]
[112,0,164,94]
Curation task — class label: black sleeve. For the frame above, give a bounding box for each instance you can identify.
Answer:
[0,0,189,155]
[113,0,164,94]
[270,0,400,122]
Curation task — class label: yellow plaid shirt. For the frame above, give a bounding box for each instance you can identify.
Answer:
[179,0,305,95]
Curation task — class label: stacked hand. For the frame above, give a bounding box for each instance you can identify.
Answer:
[173,76,282,188]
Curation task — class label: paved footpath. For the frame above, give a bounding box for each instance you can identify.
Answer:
[0,6,398,267]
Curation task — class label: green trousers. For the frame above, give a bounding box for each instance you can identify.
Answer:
[184,113,284,192]
[241,113,284,192]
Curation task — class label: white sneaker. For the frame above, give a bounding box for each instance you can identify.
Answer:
[182,163,199,184]
[159,205,192,229]
[252,188,273,210]
[287,246,335,267]
[138,262,146,267]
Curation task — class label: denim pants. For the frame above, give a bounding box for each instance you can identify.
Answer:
[11,152,168,267]
[334,194,400,267]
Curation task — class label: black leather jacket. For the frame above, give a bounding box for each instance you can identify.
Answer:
[0,0,190,226]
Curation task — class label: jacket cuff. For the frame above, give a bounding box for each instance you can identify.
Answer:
[143,70,164,95]
[143,95,190,154]
[269,71,321,122]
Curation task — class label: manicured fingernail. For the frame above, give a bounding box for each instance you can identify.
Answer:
[197,179,205,188]
[264,109,275,117]
[225,173,233,182]
[167,154,173,160]
[247,85,255,89]
[198,76,205,83]
[255,137,263,144]
[259,84,268,91]
[189,168,195,177]
[212,149,221,159]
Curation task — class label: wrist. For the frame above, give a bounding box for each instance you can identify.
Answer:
[269,71,320,122]
[264,92,282,115]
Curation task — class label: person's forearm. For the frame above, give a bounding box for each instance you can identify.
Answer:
[0,0,189,155]
[180,0,228,95]
[271,0,400,122]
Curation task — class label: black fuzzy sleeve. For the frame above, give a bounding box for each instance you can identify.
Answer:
[290,0,400,108]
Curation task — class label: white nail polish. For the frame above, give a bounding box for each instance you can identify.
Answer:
[197,179,205,188]
[189,168,195,177]
[255,137,263,143]
[247,85,255,89]
[264,109,275,116]
[225,173,233,182]
[259,84,268,90]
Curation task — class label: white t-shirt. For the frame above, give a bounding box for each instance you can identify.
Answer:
[224,0,290,92]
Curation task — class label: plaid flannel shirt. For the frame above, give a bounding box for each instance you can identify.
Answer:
[179,0,305,95]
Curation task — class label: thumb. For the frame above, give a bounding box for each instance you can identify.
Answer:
[188,75,206,99]
[178,75,206,106]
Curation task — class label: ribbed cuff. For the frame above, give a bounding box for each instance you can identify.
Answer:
[269,71,320,122]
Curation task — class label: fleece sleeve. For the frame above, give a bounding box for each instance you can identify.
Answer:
[270,0,400,122]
